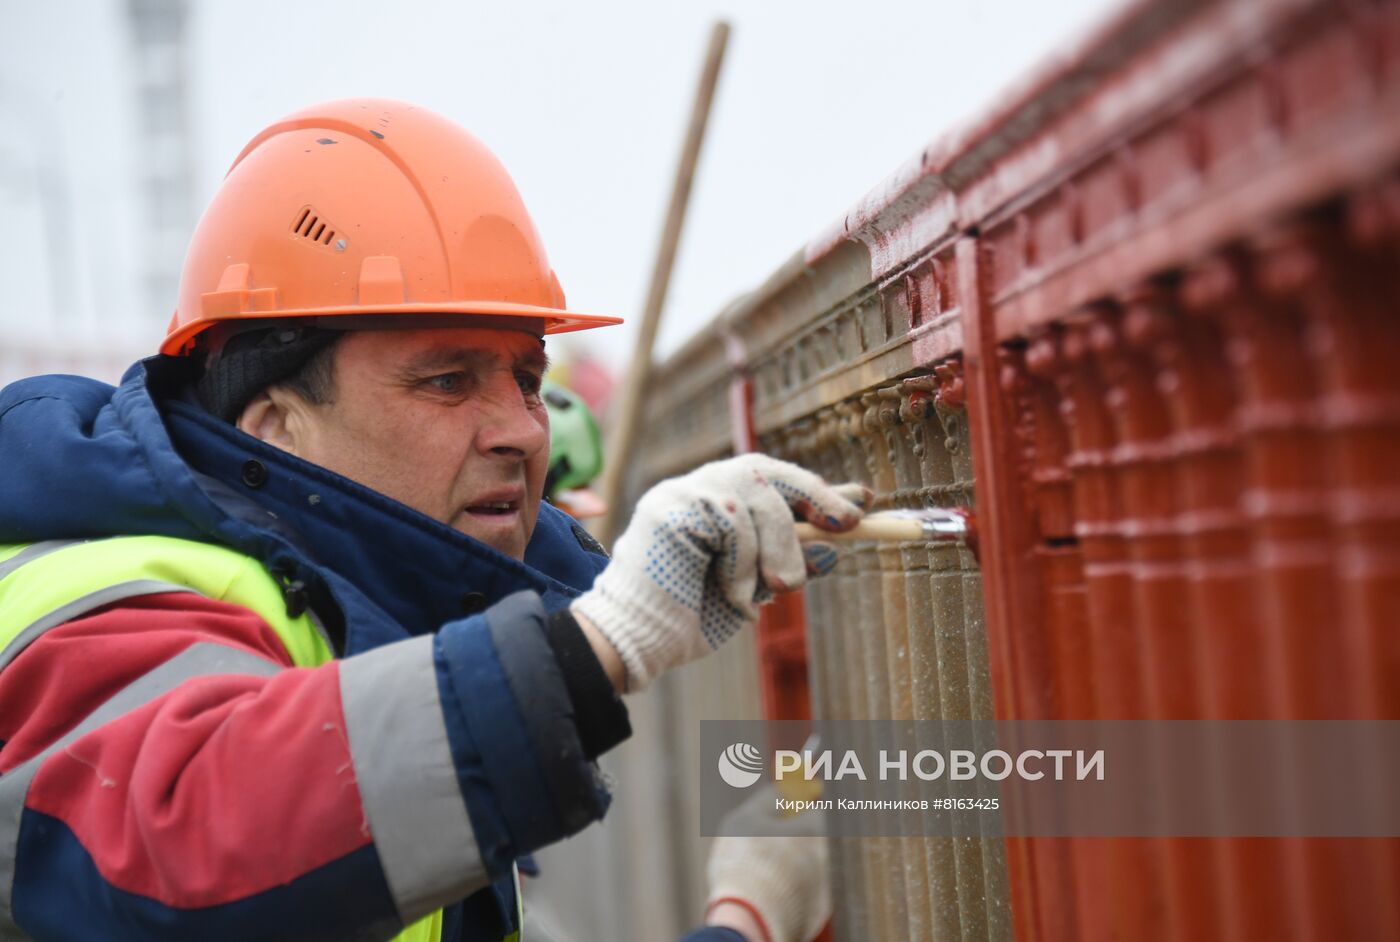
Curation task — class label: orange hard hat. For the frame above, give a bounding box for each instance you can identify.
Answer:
[162,98,620,355]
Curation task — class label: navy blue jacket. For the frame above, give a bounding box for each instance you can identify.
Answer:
[0,357,740,942]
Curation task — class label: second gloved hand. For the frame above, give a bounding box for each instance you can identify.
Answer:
[705,786,832,942]
[571,454,867,691]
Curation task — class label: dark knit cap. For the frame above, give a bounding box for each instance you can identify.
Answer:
[196,326,342,423]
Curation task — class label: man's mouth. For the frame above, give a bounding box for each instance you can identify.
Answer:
[465,500,519,517]
[461,489,525,520]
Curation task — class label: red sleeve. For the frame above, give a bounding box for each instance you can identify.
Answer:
[0,594,373,908]
[0,593,293,771]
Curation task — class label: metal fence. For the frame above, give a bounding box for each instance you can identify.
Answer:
[594,0,1400,938]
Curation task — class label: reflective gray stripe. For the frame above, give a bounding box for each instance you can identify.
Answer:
[0,542,83,582]
[0,642,282,937]
[0,581,201,674]
[339,635,488,923]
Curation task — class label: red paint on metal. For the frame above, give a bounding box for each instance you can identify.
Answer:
[960,237,1064,942]
[725,333,818,724]
[730,0,1400,937]
[1014,340,1109,942]
[1093,302,1229,941]
[1135,276,1293,942]
[1258,220,1400,940]
[1060,319,1170,942]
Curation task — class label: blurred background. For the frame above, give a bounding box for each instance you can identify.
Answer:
[2,0,1118,395]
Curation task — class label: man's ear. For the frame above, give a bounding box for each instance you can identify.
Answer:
[236,388,302,454]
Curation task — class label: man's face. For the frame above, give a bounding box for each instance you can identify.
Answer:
[268,326,550,560]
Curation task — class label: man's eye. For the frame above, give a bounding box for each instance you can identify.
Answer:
[425,373,463,393]
[516,372,543,397]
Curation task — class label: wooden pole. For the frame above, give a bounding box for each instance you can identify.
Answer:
[597,20,731,547]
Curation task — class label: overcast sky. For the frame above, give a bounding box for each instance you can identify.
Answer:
[3,0,1122,378]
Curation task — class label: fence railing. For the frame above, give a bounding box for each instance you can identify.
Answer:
[609,0,1400,938]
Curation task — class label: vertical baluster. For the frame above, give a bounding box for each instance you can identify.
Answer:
[900,370,988,942]
[871,385,935,942]
[900,377,973,940]
[832,401,891,941]
[1343,183,1400,937]
[889,377,969,941]
[776,420,850,942]
[852,392,911,938]
[810,408,868,942]
[1056,320,1169,940]
[937,359,1016,942]
[1014,339,1102,942]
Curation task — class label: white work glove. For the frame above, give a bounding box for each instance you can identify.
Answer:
[571,454,867,691]
[705,787,832,942]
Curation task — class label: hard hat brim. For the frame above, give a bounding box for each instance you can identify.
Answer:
[161,302,622,356]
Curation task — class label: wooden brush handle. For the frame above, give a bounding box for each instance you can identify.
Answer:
[794,517,926,543]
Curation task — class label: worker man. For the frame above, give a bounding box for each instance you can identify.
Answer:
[0,99,856,942]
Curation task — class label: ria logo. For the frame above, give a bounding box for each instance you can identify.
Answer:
[718,742,764,788]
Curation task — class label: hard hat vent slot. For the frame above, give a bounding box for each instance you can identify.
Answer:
[291,206,341,248]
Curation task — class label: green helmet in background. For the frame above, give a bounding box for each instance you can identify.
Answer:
[543,380,605,503]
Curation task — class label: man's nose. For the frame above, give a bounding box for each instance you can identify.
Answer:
[475,378,548,459]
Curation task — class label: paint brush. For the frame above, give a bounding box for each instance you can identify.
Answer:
[795,507,977,554]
